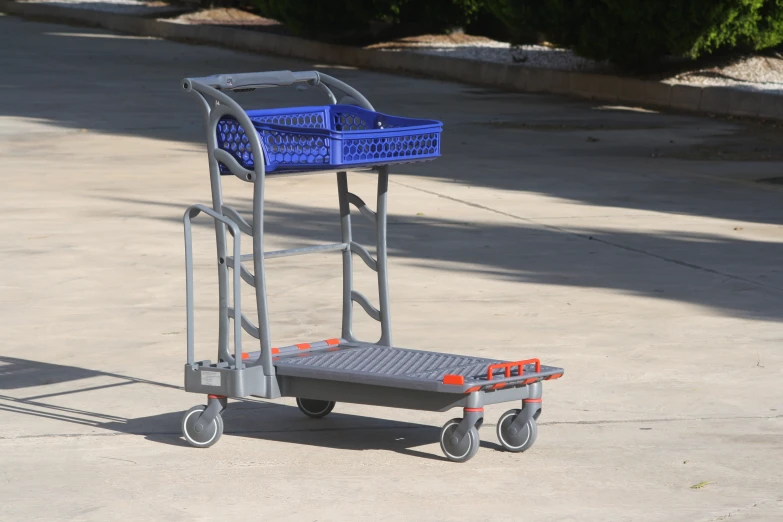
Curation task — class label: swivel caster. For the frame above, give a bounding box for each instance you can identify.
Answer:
[181,404,224,448]
[497,409,538,453]
[440,418,480,463]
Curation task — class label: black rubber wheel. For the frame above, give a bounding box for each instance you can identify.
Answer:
[496,409,537,453]
[296,398,336,419]
[440,418,480,463]
[181,405,223,448]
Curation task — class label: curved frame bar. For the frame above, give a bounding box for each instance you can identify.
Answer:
[182,70,383,379]
[316,72,375,111]
[183,79,271,371]
[184,204,243,369]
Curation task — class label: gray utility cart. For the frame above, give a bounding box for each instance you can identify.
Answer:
[180,70,564,462]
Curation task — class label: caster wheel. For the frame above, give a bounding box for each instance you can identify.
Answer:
[440,418,480,463]
[496,409,537,453]
[182,405,223,448]
[296,398,335,419]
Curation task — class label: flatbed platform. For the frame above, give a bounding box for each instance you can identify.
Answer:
[260,340,564,394]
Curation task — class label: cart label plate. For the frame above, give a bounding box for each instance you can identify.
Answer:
[201,371,221,386]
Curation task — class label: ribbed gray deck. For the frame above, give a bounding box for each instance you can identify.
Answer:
[273,342,562,393]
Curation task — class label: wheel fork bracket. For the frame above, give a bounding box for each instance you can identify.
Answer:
[195,395,227,433]
[508,382,542,434]
[449,392,484,445]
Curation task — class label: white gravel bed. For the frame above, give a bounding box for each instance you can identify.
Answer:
[662,55,783,94]
[395,37,783,94]
[413,42,604,72]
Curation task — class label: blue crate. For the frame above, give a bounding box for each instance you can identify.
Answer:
[216,105,442,174]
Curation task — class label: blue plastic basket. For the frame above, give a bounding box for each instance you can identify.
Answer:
[216,105,442,174]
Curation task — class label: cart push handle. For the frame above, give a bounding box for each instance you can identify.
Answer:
[487,358,541,380]
[183,70,375,111]
[185,70,318,91]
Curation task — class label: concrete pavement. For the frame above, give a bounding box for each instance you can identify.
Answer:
[0,14,782,521]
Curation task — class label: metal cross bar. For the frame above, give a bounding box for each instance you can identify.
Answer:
[221,206,252,236]
[350,242,378,272]
[224,257,256,287]
[351,290,381,321]
[227,308,260,339]
[264,243,348,259]
[347,193,377,222]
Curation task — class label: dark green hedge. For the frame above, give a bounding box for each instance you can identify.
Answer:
[486,0,783,70]
[255,0,484,42]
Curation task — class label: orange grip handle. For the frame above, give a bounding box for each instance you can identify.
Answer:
[487,358,541,381]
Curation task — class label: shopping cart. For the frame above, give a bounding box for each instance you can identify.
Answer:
[180,70,564,462]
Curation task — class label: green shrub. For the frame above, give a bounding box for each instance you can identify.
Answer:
[255,0,484,42]
[486,0,783,70]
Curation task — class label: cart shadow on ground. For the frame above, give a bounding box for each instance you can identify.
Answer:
[101,194,783,322]
[0,356,502,461]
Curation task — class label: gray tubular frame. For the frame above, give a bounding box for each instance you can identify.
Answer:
[182,70,391,397]
[184,204,243,369]
[337,168,392,346]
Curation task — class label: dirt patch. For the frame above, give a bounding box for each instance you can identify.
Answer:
[659,53,783,94]
[366,33,504,50]
[170,7,288,33]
